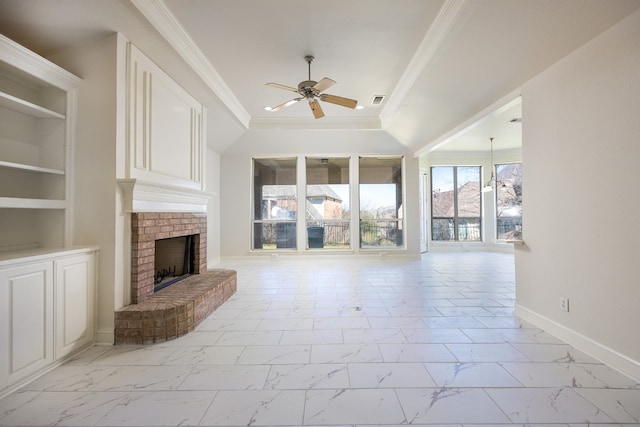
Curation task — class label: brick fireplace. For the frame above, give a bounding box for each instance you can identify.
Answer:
[115,211,236,344]
[131,212,206,304]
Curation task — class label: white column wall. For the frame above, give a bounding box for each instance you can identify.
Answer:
[516,9,640,380]
[206,148,221,265]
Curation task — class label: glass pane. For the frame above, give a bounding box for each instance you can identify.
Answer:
[456,167,480,217]
[360,219,403,247]
[253,222,297,249]
[359,157,403,248]
[306,221,350,249]
[496,163,523,239]
[431,167,454,217]
[306,157,350,249]
[432,218,455,241]
[253,158,297,250]
[458,218,481,241]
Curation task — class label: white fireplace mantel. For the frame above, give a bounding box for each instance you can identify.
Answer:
[117,179,212,213]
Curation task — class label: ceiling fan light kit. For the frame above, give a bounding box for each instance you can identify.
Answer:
[266,55,358,119]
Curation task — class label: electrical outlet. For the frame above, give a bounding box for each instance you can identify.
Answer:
[560,297,569,312]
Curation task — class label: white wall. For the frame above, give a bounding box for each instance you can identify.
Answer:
[220,128,420,257]
[206,148,221,265]
[516,9,640,380]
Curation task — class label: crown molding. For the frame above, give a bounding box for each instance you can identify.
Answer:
[249,117,382,131]
[130,0,250,128]
[379,0,466,127]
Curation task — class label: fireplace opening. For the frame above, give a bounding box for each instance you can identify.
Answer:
[154,234,196,292]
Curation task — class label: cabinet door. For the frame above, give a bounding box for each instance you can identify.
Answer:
[54,254,95,359]
[0,262,54,389]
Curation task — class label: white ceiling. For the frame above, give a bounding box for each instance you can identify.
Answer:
[1,0,638,154]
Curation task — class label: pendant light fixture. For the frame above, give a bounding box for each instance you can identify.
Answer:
[482,137,495,193]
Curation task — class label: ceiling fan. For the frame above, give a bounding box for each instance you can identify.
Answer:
[266,55,358,119]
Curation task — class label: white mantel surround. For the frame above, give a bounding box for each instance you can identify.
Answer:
[118,179,210,213]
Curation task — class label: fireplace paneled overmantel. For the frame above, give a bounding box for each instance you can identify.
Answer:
[118,179,210,213]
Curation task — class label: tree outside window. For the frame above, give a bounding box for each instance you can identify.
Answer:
[495,163,523,240]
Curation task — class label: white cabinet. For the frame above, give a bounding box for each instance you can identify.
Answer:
[0,34,81,252]
[0,261,54,389]
[54,253,96,359]
[0,248,96,393]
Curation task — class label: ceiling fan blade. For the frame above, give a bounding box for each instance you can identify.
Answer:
[270,97,302,112]
[313,77,336,93]
[320,94,358,109]
[309,99,324,119]
[266,82,299,93]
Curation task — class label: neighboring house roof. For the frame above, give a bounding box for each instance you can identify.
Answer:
[262,185,296,198]
[306,185,342,201]
[305,200,324,221]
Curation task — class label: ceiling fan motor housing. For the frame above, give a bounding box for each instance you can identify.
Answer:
[298,80,318,97]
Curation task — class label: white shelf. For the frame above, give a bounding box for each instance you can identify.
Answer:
[0,90,65,119]
[0,197,66,209]
[0,246,99,268]
[0,160,65,175]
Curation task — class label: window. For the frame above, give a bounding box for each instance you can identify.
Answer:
[495,163,523,240]
[431,166,481,241]
[252,158,297,249]
[305,158,350,249]
[359,157,404,248]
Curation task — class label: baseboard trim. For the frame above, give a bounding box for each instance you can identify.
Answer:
[515,304,640,382]
[219,252,421,263]
[95,329,115,346]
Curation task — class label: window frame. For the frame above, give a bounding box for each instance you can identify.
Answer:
[305,157,351,250]
[251,155,408,252]
[358,156,405,249]
[251,157,298,250]
[430,165,483,242]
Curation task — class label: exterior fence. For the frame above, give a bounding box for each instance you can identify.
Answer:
[497,217,523,240]
[359,219,403,247]
[253,219,404,249]
[431,218,481,241]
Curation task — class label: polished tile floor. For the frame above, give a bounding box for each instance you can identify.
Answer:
[1,252,639,426]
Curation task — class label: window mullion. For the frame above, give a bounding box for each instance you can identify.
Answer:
[452,166,459,241]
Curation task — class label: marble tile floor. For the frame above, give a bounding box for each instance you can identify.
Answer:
[1,252,639,426]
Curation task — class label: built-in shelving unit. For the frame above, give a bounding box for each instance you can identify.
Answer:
[0,34,81,253]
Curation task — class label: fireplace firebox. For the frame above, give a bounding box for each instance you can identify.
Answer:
[130,212,207,304]
[154,234,196,292]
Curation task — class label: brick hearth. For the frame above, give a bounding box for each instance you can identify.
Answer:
[115,269,237,344]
